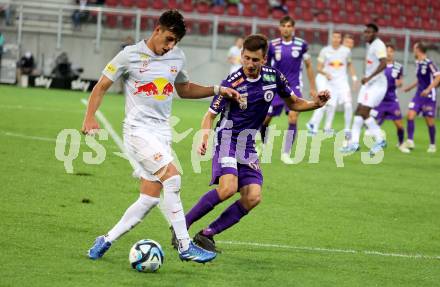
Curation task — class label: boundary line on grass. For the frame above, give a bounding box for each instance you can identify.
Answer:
[217,240,440,261]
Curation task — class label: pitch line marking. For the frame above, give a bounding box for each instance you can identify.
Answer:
[218,240,440,260]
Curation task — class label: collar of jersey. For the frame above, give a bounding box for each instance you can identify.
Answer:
[246,75,261,82]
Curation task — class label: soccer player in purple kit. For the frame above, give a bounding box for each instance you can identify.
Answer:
[180,34,330,252]
[370,44,410,153]
[402,42,440,153]
[259,16,317,164]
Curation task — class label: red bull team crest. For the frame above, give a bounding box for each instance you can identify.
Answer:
[134,78,174,101]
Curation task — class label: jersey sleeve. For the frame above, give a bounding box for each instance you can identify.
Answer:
[276,70,294,98]
[208,79,229,114]
[302,41,311,61]
[429,61,440,77]
[347,49,352,63]
[102,49,129,82]
[375,41,387,59]
[267,42,275,67]
[175,53,189,83]
[317,47,326,63]
[398,65,404,79]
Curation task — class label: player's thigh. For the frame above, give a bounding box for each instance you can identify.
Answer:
[361,83,386,108]
[407,109,417,120]
[287,110,299,122]
[424,116,435,126]
[124,131,173,182]
[394,119,404,130]
[140,178,162,197]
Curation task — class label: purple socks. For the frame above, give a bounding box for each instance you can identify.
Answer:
[283,123,297,154]
[203,200,248,236]
[185,189,221,229]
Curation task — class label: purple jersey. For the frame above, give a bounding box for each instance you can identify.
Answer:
[415,58,440,100]
[268,37,309,104]
[209,66,293,150]
[383,62,403,102]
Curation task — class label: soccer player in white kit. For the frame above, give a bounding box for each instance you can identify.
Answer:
[306,31,357,137]
[82,10,239,263]
[341,23,388,155]
[227,37,243,74]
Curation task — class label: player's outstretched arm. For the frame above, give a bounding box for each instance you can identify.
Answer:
[198,111,217,155]
[284,90,330,112]
[175,82,240,101]
[403,80,418,92]
[81,75,113,135]
[421,74,440,96]
[304,58,317,97]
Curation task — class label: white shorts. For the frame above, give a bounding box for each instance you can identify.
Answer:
[124,128,173,181]
[315,74,328,92]
[357,80,387,108]
[327,79,351,107]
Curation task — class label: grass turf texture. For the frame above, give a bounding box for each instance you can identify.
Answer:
[0,85,439,286]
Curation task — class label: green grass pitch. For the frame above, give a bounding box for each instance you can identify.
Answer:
[0,85,439,286]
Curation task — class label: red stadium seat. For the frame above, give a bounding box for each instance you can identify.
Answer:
[211,5,225,16]
[136,0,148,9]
[181,2,193,13]
[316,12,329,23]
[315,0,327,11]
[105,13,118,28]
[122,15,134,29]
[140,16,148,30]
[105,0,118,7]
[120,0,134,8]
[167,0,178,9]
[256,7,269,19]
[242,6,253,17]
[152,0,165,10]
[199,20,211,35]
[227,5,239,17]
[331,11,344,24]
[196,2,210,14]
[271,9,286,20]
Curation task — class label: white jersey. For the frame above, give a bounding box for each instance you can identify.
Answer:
[317,45,351,81]
[365,38,387,83]
[228,45,242,74]
[102,40,188,136]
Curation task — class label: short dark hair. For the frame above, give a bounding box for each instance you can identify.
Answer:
[415,42,427,53]
[158,10,186,41]
[280,16,295,26]
[366,23,379,32]
[386,44,395,50]
[243,34,268,56]
[333,31,342,36]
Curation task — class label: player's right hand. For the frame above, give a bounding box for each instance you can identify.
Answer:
[198,140,208,156]
[316,90,331,107]
[81,116,100,135]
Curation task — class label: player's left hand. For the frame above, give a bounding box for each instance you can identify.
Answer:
[421,88,430,97]
[361,77,369,85]
[220,86,241,102]
[315,90,331,107]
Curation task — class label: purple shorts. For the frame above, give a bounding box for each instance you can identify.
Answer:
[209,143,263,189]
[409,96,437,118]
[268,86,302,117]
[372,101,402,121]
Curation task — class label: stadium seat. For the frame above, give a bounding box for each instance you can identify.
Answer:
[211,5,225,16]
[271,9,286,20]
[140,15,149,30]
[137,0,148,9]
[105,0,118,7]
[199,20,211,36]
[315,0,327,11]
[105,13,118,28]
[152,0,165,10]
[316,12,329,23]
[120,0,134,8]
[181,2,193,13]
[242,6,253,17]
[196,2,210,14]
[256,7,269,19]
[122,15,134,29]
[167,0,178,9]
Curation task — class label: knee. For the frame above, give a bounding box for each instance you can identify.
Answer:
[217,181,238,200]
[288,113,298,123]
[242,193,262,210]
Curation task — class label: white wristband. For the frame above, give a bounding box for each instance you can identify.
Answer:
[213,85,220,95]
[352,75,358,82]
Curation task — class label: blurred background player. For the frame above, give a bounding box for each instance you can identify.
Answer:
[227,37,243,74]
[179,34,329,252]
[370,44,409,153]
[306,31,357,137]
[260,16,317,164]
[343,34,355,50]
[402,42,440,153]
[83,10,240,263]
[341,23,387,156]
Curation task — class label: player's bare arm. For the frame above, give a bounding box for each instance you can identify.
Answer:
[81,75,113,135]
[403,80,418,92]
[198,111,217,155]
[284,90,330,111]
[317,61,331,80]
[361,58,386,84]
[304,57,317,97]
[421,74,440,97]
[175,82,240,101]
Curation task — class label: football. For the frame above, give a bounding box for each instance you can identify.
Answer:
[129,239,164,273]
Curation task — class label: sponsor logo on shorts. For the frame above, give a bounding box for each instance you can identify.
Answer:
[153,153,163,162]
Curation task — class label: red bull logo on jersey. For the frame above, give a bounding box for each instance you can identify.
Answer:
[133,78,174,101]
[329,60,344,68]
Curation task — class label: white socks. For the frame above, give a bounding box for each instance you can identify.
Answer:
[364,117,384,142]
[162,175,191,251]
[344,103,352,132]
[309,106,325,130]
[106,193,159,242]
[324,105,336,130]
[351,115,364,144]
